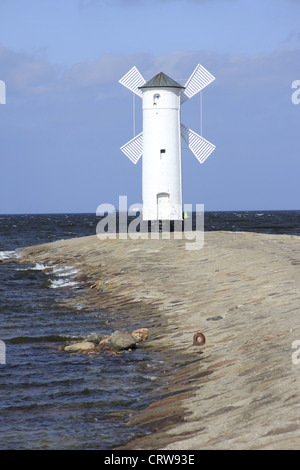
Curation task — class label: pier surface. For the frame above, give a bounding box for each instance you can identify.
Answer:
[20,231,300,449]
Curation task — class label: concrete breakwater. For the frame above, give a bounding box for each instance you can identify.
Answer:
[19,230,300,449]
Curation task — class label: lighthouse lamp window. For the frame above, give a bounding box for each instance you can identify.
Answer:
[153,93,160,105]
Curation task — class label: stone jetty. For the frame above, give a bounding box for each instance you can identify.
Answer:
[19,230,300,450]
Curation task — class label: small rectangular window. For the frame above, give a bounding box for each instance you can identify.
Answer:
[160,149,166,160]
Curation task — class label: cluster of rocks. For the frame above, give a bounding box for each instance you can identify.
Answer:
[61,328,149,357]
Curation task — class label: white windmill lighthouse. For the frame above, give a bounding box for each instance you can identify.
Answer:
[119,64,216,222]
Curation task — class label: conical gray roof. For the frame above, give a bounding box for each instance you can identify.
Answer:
[139,72,184,90]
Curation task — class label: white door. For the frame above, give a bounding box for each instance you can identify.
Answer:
[157,193,170,220]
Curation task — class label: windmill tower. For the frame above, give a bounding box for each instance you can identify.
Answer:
[119,64,215,222]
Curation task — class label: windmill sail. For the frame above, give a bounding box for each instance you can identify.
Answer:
[181,64,215,104]
[119,66,146,98]
[181,124,215,164]
[120,132,143,164]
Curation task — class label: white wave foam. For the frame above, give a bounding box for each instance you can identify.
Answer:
[142,375,158,381]
[52,265,79,277]
[49,264,79,289]
[1,251,80,289]
[50,278,79,289]
[32,263,49,270]
[0,250,18,260]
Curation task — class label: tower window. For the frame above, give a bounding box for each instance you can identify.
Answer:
[160,149,166,159]
[153,93,160,105]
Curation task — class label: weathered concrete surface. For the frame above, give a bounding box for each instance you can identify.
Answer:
[19,231,300,449]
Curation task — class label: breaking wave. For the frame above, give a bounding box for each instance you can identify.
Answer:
[0,250,20,261]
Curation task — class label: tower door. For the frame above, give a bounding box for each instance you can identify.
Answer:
[157,193,170,220]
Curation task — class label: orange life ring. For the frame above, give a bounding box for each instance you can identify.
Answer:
[193,332,206,346]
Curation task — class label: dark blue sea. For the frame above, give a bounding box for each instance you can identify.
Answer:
[0,211,299,449]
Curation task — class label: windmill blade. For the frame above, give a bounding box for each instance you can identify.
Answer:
[119,66,146,98]
[120,132,143,164]
[181,64,215,104]
[181,124,215,164]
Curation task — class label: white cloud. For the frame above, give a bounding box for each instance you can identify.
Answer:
[1,41,299,102]
[0,44,59,96]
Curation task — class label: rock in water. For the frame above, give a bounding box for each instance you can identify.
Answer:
[84,333,103,343]
[98,336,112,349]
[110,331,137,351]
[131,328,149,342]
[64,341,96,352]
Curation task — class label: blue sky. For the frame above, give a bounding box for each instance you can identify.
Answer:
[0,0,299,213]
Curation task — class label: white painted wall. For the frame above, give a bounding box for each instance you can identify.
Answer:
[141,87,183,220]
